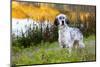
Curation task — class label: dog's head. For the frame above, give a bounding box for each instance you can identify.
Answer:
[54,14,70,26]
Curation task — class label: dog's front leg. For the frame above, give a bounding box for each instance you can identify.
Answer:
[67,42,74,57]
[68,47,72,57]
[58,41,63,48]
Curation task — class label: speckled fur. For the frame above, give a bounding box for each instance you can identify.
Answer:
[54,14,85,54]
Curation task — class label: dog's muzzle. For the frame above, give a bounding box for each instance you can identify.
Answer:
[62,21,64,25]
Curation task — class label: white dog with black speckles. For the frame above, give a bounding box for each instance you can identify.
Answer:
[54,14,85,54]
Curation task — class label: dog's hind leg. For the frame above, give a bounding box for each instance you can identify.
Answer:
[79,41,85,48]
[78,40,85,54]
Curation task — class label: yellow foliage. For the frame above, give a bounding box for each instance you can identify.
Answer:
[12,1,60,22]
[12,2,28,19]
[12,8,28,19]
[12,1,95,23]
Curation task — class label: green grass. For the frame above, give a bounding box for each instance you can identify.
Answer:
[12,35,96,65]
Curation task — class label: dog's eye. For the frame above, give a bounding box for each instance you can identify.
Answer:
[62,17,64,19]
[59,17,62,19]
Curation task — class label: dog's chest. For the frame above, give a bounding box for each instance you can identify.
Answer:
[60,29,66,37]
[59,28,72,42]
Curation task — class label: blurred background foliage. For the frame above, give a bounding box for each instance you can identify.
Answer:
[12,1,96,23]
[12,1,96,47]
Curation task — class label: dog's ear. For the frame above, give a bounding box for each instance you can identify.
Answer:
[54,18,59,26]
[65,19,70,25]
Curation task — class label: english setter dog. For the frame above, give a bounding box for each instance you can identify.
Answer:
[54,14,85,54]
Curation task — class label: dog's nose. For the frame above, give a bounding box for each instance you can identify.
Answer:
[62,21,64,25]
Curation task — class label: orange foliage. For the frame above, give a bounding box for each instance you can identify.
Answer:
[80,12,93,22]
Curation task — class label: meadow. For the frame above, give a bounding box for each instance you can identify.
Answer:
[12,35,96,65]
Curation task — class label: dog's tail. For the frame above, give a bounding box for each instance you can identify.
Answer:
[77,23,85,33]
